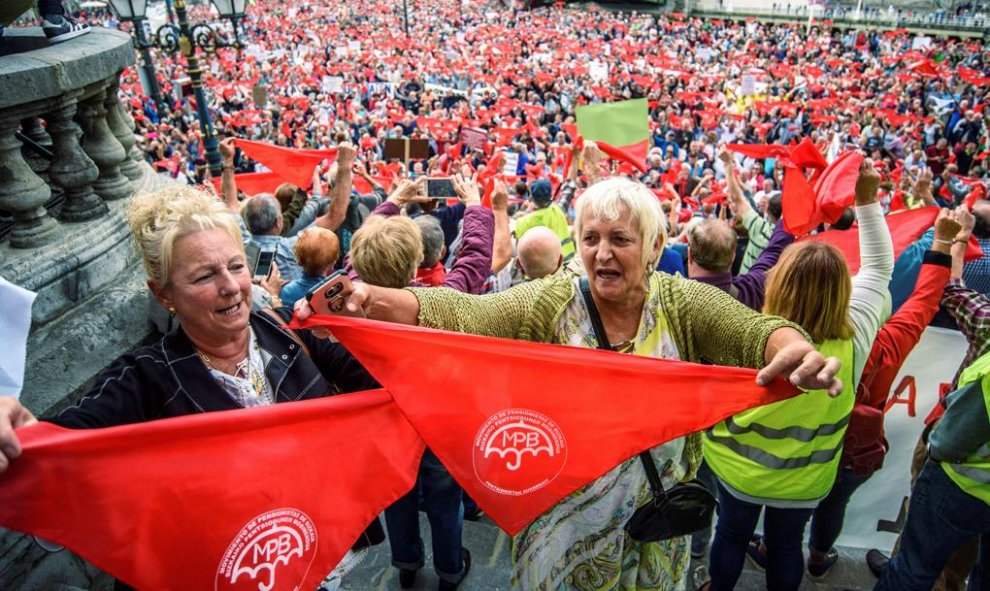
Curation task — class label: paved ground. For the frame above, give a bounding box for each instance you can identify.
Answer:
[342,514,880,591]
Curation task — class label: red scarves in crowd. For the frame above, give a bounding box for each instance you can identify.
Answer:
[235,139,338,190]
[801,206,984,274]
[728,140,863,237]
[290,315,800,535]
[208,171,286,197]
[0,391,424,591]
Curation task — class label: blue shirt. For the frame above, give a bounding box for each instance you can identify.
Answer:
[656,246,686,276]
[280,274,325,307]
[246,234,302,282]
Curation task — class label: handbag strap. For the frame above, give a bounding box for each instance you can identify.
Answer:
[578,277,668,503]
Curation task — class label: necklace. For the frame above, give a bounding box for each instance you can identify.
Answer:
[199,337,267,403]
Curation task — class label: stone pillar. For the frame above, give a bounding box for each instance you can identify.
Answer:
[77,88,132,202]
[43,99,107,222]
[104,79,142,181]
[0,115,59,248]
[20,116,52,177]
[20,116,52,149]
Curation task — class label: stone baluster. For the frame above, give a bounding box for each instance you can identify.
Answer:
[19,116,53,177]
[43,98,107,222]
[0,115,58,249]
[104,79,142,180]
[77,88,132,202]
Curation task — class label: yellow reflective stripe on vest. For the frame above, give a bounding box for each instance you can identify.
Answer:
[703,338,854,502]
[721,414,851,442]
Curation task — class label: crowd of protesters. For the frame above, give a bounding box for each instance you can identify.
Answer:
[2,0,989,590]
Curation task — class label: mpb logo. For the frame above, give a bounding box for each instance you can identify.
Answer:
[472,408,567,496]
[216,508,318,591]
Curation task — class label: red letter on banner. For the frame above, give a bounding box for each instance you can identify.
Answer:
[885,375,917,417]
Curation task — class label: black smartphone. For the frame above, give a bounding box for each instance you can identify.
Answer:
[427,177,456,199]
[304,270,364,316]
[253,248,276,281]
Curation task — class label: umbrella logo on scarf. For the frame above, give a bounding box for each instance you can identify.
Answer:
[216,508,318,591]
[472,408,568,496]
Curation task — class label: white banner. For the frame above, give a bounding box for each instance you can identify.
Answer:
[836,326,967,551]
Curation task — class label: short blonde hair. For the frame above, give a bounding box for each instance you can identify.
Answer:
[763,242,854,343]
[574,177,667,267]
[294,227,340,277]
[349,215,423,288]
[126,186,243,287]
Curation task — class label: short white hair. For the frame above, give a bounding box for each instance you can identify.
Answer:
[574,177,667,267]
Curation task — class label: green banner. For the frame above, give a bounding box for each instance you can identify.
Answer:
[576,98,650,147]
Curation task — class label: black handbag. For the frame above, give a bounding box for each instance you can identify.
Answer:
[578,278,718,543]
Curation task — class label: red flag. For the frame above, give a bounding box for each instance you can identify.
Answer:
[290,316,800,535]
[801,207,984,274]
[0,391,424,591]
[814,151,865,223]
[209,171,287,197]
[236,139,338,190]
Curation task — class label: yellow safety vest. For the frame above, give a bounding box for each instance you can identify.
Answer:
[514,206,575,260]
[941,351,990,504]
[703,338,855,502]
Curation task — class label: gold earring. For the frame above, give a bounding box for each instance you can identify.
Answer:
[168,307,176,314]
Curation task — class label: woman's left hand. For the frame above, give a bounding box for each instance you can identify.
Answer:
[757,339,844,397]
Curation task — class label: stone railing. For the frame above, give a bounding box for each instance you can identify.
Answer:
[0,27,164,413]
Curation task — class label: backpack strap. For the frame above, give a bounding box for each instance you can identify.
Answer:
[259,308,311,358]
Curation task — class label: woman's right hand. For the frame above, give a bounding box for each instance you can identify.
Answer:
[0,396,37,473]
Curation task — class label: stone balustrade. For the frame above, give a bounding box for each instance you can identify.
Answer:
[0,27,141,326]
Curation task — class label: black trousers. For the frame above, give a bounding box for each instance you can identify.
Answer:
[37,0,64,16]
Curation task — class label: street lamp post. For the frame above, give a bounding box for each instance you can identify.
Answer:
[108,0,246,177]
[108,0,164,116]
[402,0,410,37]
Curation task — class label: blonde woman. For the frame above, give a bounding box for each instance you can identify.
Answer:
[702,161,894,591]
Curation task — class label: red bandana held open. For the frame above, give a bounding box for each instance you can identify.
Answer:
[0,390,424,591]
[290,315,801,535]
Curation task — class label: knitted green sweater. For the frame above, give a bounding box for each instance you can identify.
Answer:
[412,271,801,474]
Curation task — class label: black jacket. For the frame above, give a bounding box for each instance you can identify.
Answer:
[48,310,378,428]
[47,310,385,550]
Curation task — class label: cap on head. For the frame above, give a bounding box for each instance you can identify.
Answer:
[530,179,553,204]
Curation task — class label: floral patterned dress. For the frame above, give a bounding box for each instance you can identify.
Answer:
[510,278,691,591]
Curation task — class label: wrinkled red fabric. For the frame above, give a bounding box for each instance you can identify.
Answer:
[0,391,424,591]
[236,139,338,190]
[290,315,800,535]
[801,206,984,274]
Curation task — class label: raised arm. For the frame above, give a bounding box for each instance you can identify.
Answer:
[943,207,990,345]
[314,143,356,231]
[849,160,896,383]
[490,179,513,274]
[444,174,495,294]
[719,146,753,219]
[219,137,240,213]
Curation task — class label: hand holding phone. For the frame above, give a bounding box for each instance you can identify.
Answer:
[426,177,456,199]
[304,271,366,317]
[253,248,276,281]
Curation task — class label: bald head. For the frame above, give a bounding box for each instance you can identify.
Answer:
[516,226,562,280]
[688,219,738,274]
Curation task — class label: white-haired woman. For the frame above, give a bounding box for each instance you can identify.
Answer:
[298,175,843,590]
